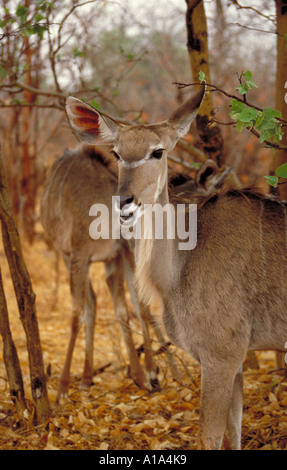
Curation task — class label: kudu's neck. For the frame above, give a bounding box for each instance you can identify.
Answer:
[134,173,184,307]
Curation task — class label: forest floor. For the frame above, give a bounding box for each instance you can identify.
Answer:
[0,230,287,451]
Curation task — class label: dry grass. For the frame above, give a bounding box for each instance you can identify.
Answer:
[0,232,286,450]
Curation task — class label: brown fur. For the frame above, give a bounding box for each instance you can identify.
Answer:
[65,85,287,450]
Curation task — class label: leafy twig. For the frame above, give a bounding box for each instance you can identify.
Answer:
[174,80,287,125]
[173,77,287,153]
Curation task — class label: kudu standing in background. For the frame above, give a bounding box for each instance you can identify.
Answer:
[65,85,287,450]
[41,146,177,402]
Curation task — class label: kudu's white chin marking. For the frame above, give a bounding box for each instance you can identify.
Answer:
[120,201,142,226]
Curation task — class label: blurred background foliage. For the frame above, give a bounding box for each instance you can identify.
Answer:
[0,0,285,242]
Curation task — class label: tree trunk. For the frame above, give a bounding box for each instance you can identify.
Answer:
[271,0,287,198]
[21,8,37,244]
[185,0,225,166]
[0,146,50,425]
[0,265,27,421]
[270,0,287,372]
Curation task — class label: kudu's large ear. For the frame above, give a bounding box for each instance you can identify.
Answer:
[196,159,218,189]
[66,97,119,145]
[168,84,206,138]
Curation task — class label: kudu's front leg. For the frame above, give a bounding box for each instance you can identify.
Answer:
[224,365,243,450]
[198,360,243,450]
[123,253,160,390]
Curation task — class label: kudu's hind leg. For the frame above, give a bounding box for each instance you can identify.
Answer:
[147,310,182,383]
[82,275,97,389]
[131,302,160,390]
[57,254,89,401]
[104,258,151,391]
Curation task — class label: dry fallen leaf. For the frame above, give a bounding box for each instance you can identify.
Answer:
[0,238,286,450]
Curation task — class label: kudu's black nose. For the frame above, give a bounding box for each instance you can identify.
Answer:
[119,195,134,210]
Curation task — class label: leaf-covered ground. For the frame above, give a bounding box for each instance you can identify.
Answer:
[0,236,287,450]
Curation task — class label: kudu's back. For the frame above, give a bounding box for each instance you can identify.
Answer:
[41,146,121,260]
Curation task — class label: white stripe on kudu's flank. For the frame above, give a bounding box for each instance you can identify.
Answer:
[259,200,267,279]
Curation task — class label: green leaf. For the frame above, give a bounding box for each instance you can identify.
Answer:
[242,70,252,81]
[236,120,245,133]
[35,12,45,22]
[16,4,29,23]
[11,98,23,105]
[0,65,7,79]
[255,111,264,127]
[259,129,274,143]
[238,107,258,123]
[230,100,246,121]
[231,77,283,144]
[39,1,54,12]
[90,99,100,110]
[236,83,249,95]
[73,48,84,57]
[236,70,258,95]
[264,175,278,187]
[199,70,205,82]
[190,162,201,169]
[275,126,284,142]
[243,70,258,89]
[0,18,8,28]
[231,99,246,113]
[247,79,257,89]
[275,163,287,178]
[262,106,282,120]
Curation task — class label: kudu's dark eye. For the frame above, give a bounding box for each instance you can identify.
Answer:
[151,149,164,159]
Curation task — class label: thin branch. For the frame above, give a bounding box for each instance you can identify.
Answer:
[175,139,206,162]
[0,23,54,41]
[228,0,276,23]
[9,80,67,100]
[46,9,62,94]
[0,102,64,110]
[57,0,102,45]
[168,153,202,169]
[228,22,283,38]
[174,80,264,110]
[210,119,235,126]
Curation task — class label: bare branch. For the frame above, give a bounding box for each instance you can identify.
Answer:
[228,0,276,23]
[228,22,283,38]
[0,102,64,110]
[9,80,67,100]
